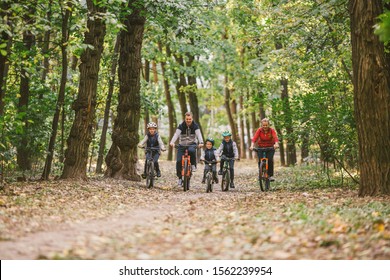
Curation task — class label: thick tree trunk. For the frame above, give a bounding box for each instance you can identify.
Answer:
[61,0,106,179]
[349,0,390,195]
[158,42,176,161]
[96,35,120,174]
[17,9,35,171]
[42,2,72,180]
[105,2,145,181]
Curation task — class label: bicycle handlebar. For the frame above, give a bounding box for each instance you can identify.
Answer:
[200,159,218,164]
[253,147,275,152]
[174,144,198,149]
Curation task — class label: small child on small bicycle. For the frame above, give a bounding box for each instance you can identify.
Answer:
[138,122,166,178]
[200,138,219,184]
[216,131,239,188]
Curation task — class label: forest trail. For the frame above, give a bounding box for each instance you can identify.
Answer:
[0,159,389,260]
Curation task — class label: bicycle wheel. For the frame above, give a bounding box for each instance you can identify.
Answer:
[259,162,266,192]
[265,178,270,191]
[146,161,154,188]
[183,160,190,191]
[221,170,230,191]
[206,172,212,193]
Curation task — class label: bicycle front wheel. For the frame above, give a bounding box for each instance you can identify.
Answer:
[146,161,154,188]
[183,160,190,191]
[206,172,212,193]
[221,170,230,191]
[259,162,266,192]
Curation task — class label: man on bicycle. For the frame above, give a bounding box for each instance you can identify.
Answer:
[170,112,204,186]
[250,118,279,181]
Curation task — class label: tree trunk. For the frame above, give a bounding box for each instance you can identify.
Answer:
[280,77,297,166]
[105,2,145,181]
[61,0,106,179]
[230,93,241,155]
[158,42,176,161]
[349,0,390,195]
[143,59,150,135]
[96,35,120,174]
[40,0,52,88]
[174,54,188,120]
[224,75,240,149]
[239,95,246,159]
[0,1,11,116]
[186,53,203,135]
[42,2,72,180]
[276,127,286,167]
[17,8,36,171]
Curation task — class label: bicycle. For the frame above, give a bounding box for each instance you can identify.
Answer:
[200,159,218,193]
[253,147,275,192]
[175,144,197,192]
[220,156,236,192]
[141,147,160,188]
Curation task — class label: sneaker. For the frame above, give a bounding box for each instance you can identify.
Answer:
[269,176,275,182]
[156,170,161,177]
[230,182,235,188]
[218,170,223,175]
[213,177,219,184]
[201,178,205,184]
[191,165,197,172]
[178,178,182,186]
[141,173,146,179]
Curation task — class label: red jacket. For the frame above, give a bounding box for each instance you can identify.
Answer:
[252,127,279,147]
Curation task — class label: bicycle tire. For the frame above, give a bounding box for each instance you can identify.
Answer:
[259,162,266,192]
[206,172,212,193]
[265,178,270,191]
[183,160,190,191]
[146,161,154,188]
[221,170,230,191]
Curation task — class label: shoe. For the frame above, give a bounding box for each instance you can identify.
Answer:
[156,170,161,177]
[230,182,235,188]
[191,165,197,172]
[178,179,182,186]
[269,176,275,181]
[213,177,219,184]
[201,178,205,184]
[218,170,223,175]
[141,173,146,179]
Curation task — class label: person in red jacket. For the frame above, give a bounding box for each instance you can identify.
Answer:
[250,118,279,181]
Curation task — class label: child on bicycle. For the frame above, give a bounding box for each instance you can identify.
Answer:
[200,138,219,184]
[216,131,239,188]
[138,122,166,178]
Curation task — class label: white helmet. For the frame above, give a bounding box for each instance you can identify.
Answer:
[147,122,157,129]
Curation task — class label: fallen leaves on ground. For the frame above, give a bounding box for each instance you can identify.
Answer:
[0,159,389,260]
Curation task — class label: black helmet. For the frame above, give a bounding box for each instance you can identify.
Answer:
[205,137,214,145]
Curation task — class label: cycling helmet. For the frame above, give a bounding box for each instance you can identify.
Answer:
[222,130,232,137]
[205,137,214,145]
[147,122,158,129]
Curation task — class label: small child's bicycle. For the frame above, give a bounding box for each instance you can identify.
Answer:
[253,147,274,191]
[176,144,197,192]
[200,159,218,193]
[220,156,236,191]
[142,147,160,188]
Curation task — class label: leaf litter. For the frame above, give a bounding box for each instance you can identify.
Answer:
[0,159,389,259]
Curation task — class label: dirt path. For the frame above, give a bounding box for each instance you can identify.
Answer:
[0,159,389,259]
